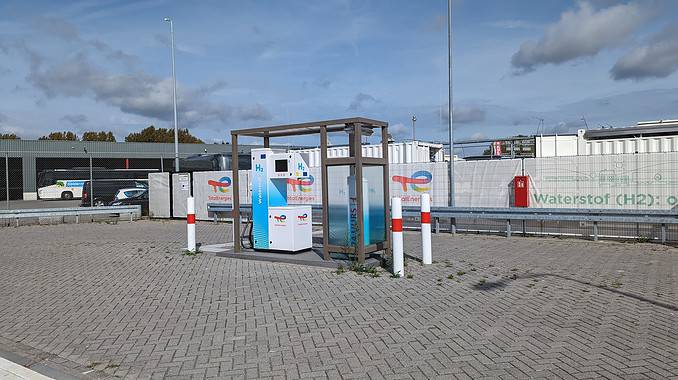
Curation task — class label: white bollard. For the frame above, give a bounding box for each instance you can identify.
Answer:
[187,197,196,251]
[421,193,432,264]
[391,197,404,277]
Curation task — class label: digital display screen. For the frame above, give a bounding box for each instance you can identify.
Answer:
[274,159,288,172]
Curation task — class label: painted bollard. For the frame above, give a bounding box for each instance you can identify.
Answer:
[392,197,404,277]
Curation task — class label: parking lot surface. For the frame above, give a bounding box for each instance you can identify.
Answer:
[0,220,677,379]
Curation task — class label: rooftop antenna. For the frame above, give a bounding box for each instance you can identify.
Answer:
[581,116,589,129]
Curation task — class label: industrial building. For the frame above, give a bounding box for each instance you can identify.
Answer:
[536,120,678,157]
[0,139,261,201]
[0,139,445,201]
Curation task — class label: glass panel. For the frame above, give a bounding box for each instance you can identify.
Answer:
[327,165,350,246]
[364,165,386,244]
[327,165,386,247]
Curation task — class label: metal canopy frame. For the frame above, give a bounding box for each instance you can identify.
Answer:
[230,117,391,263]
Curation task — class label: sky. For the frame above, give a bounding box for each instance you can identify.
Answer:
[1,0,678,146]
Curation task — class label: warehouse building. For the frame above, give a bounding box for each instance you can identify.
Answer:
[0,139,261,201]
[536,120,678,157]
[0,139,445,201]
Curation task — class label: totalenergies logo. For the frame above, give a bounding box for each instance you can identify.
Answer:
[288,175,314,192]
[208,176,231,193]
[297,213,308,221]
[274,214,287,222]
[392,170,432,192]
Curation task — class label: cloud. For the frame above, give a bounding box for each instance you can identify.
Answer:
[611,25,678,80]
[3,19,272,128]
[32,16,80,41]
[25,52,268,126]
[61,114,88,125]
[441,105,486,124]
[236,104,272,121]
[348,92,378,111]
[389,122,410,140]
[0,112,6,124]
[33,16,137,66]
[511,1,649,74]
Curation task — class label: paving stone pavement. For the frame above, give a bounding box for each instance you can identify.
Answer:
[0,220,677,379]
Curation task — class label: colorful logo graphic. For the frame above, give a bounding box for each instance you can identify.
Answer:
[274,214,287,222]
[297,213,308,221]
[392,170,432,192]
[287,175,314,192]
[208,176,231,193]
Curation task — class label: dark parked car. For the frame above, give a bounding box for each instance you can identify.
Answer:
[110,189,149,216]
[81,180,147,207]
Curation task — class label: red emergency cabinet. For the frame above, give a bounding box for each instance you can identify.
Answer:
[514,176,529,207]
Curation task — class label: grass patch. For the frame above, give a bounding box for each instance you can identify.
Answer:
[350,263,378,276]
[182,248,202,257]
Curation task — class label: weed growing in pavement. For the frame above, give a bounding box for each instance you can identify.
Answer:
[350,263,378,275]
[391,272,401,278]
[477,278,487,285]
[182,248,202,257]
[335,264,346,275]
[611,280,623,288]
[447,274,454,280]
[456,270,466,276]
[406,274,414,279]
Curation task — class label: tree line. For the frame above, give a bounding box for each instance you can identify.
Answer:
[0,126,204,143]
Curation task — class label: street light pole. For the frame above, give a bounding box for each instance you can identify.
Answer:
[447,0,455,208]
[164,17,180,172]
[411,115,417,141]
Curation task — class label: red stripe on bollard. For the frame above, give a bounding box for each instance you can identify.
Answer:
[187,214,196,224]
[392,218,403,232]
[421,212,431,224]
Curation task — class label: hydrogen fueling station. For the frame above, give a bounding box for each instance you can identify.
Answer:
[220,118,392,267]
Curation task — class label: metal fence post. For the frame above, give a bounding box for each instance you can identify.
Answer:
[661,223,666,244]
[160,156,164,172]
[593,221,598,241]
[506,219,511,238]
[89,154,94,207]
[5,152,9,210]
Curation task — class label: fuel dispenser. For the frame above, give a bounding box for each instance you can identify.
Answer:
[251,148,313,252]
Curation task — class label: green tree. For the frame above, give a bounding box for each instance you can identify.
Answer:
[82,131,116,142]
[125,126,204,144]
[0,133,19,140]
[38,131,78,141]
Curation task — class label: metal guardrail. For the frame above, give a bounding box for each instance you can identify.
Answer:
[0,205,142,226]
[207,203,678,243]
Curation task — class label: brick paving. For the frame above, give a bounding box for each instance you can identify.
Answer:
[0,220,677,379]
